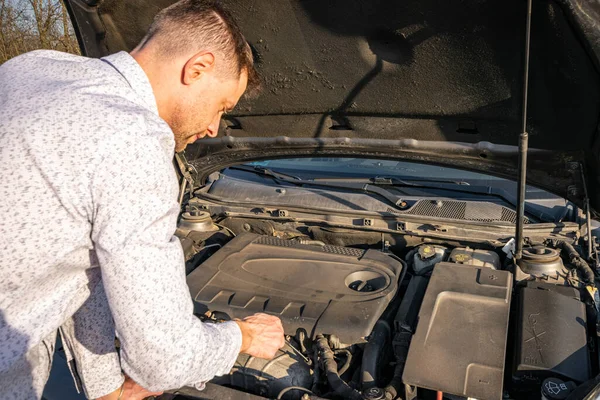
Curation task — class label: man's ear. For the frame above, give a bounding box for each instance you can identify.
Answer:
[182,51,216,85]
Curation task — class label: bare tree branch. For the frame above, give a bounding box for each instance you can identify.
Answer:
[0,0,79,64]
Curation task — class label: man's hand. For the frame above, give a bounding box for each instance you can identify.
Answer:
[96,376,163,400]
[235,313,285,359]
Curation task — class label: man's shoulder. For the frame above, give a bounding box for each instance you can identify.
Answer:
[1,50,88,70]
[1,50,156,128]
[0,50,173,156]
[0,50,124,102]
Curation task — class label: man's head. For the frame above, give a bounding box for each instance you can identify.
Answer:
[131,0,258,152]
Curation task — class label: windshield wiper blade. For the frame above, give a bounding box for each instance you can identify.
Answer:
[228,166,408,210]
[314,176,471,186]
[229,165,302,181]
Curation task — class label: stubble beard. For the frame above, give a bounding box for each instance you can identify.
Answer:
[170,102,210,152]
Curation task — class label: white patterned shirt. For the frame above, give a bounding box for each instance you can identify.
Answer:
[0,50,241,399]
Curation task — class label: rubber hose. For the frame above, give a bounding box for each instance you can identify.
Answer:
[328,334,352,350]
[334,349,352,376]
[565,374,600,400]
[315,335,363,400]
[384,330,412,400]
[361,320,391,390]
[545,239,595,285]
[383,363,404,400]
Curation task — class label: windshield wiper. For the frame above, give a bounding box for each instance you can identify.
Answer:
[227,167,555,222]
[313,176,472,186]
[233,165,303,181]
[228,166,408,209]
[317,176,556,222]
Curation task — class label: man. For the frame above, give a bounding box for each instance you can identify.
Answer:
[0,1,285,399]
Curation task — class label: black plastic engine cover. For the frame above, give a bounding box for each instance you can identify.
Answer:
[402,263,513,400]
[513,282,590,384]
[186,233,404,343]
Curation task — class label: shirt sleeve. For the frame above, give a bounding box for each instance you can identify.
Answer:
[90,121,241,392]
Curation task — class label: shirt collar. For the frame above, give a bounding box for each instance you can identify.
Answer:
[101,51,159,115]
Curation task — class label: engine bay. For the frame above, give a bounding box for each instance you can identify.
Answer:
[172,209,599,400]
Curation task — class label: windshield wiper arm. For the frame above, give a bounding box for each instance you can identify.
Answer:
[228,166,408,209]
[229,165,302,181]
[317,176,557,222]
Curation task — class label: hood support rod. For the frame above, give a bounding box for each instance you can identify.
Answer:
[515,0,533,261]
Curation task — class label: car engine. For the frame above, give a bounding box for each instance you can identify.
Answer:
[187,233,404,344]
[172,210,598,400]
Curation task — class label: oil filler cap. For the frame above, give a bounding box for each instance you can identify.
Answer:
[541,378,576,400]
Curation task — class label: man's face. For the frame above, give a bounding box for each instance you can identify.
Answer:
[171,68,248,152]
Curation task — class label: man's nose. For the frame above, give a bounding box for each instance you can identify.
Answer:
[206,112,223,138]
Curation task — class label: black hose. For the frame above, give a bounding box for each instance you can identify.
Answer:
[566,374,600,400]
[311,346,320,393]
[381,364,403,400]
[315,334,363,400]
[361,320,391,390]
[545,239,595,285]
[334,349,352,376]
[383,330,412,400]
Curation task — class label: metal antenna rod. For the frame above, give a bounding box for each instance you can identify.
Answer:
[515,0,533,261]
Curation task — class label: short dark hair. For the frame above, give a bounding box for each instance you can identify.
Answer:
[139,0,259,93]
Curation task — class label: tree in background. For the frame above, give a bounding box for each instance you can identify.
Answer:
[0,0,79,64]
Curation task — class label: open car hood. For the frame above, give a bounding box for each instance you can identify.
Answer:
[65,0,600,211]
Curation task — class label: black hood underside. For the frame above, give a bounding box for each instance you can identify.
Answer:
[65,0,600,211]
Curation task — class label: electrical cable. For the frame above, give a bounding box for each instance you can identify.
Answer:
[276,386,314,399]
[214,223,236,237]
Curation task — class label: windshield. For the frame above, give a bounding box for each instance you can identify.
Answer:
[248,158,515,184]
